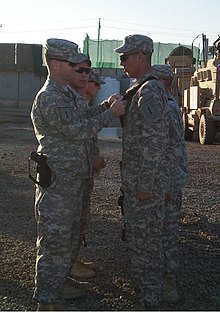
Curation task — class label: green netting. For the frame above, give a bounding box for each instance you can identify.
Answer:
[83,35,122,68]
[83,35,199,69]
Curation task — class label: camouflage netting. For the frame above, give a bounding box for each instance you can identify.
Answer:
[83,35,199,69]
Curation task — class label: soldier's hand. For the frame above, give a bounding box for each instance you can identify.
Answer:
[136,191,152,201]
[92,155,106,171]
[108,93,123,104]
[109,100,126,117]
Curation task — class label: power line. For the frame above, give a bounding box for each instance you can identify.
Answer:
[102,18,216,35]
[1,17,216,40]
[103,25,194,38]
[0,25,97,34]
[0,17,217,46]
[1,18,97,27]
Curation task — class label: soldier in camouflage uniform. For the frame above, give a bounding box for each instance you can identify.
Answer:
[115,35,170,310]
[69,69,106,280]
[31,38,126,311]
[152,64,188,303]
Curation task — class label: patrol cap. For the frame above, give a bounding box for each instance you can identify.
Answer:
[152,64,174,80]
[79,53,92,67]
[114,34,154,54]
[45,38,88,64]
[88,68,105,85]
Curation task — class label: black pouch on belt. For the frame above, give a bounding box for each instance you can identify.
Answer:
[28,151,52,187]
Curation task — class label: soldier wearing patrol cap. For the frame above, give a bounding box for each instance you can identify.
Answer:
[81,68,105,104]
[88,68,105,84]
[115,35,170,309]
[69,68,107,280]
[152,64,174,80]
[31,38,126,311]
[115,34,154,54]
[152,64,188,303]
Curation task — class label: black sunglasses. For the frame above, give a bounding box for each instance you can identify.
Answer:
[74,67,91,74]
[50,59,90,74]
[120,52,139,62]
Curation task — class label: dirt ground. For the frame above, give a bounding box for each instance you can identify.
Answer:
[0,107,220,311]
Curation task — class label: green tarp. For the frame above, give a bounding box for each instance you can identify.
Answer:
[83,35,199,69]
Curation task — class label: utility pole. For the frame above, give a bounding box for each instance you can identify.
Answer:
[191,34,200,59]
[97,18,101,66]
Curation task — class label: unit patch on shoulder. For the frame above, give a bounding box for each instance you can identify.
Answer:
[56,100,73,124]
[139,98,163,123]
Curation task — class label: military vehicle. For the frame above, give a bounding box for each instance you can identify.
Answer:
[166,35,220,144]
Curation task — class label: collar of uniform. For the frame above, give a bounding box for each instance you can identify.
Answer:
[126,72,157,93]
[137,72,158,85]
[64,85,78,98]
[47,76,72,97]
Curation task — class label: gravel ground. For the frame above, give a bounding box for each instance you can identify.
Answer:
[0,107,220,311]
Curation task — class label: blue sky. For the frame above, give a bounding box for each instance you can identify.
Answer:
[0,0,219,50]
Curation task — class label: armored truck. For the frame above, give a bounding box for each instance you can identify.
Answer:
[166,35,220,144]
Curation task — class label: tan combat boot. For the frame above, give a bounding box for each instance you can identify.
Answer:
[37,303,64,311]
[76,258,97,270]
[69,258,96,280]
[162,275,178,303]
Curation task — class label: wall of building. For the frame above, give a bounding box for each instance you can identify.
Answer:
[0,43,47,108]
[0,43,128,109]
[0,70,46,108]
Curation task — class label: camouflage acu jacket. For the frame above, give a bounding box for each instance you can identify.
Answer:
[121,73,170,196]
[31,77,112,178]
[167,92,188,192]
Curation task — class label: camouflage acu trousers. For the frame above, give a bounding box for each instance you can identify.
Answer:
[33,172,83,303]
[123,187,165,307]
[80,178,95,246]
[163,190,182,277]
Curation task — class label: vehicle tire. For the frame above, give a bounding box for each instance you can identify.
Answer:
[193,114,200,141]
[199,114,216,145]
[182,112,193,141]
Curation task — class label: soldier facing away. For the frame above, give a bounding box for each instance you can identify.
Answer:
[152,64,188,303]
[69,68,107,280]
